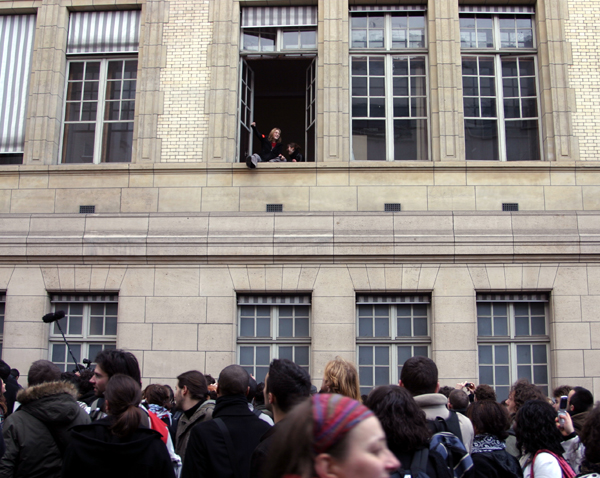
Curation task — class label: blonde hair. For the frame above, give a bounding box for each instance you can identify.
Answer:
[268,128,282,143]
[322,356,361,401]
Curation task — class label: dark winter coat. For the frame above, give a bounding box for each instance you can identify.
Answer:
[250,421,279,478]
[2,376,19,418]
[62,417,175,478]
[472,449,523,478]
[181,394,271,478]
[252,125,283,161]
[0,381,90,478]
[289,148,304,162]
[175,399,214,463]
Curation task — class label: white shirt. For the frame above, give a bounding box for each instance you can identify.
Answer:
[521,452,562,478]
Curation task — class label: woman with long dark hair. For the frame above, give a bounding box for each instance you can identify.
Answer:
[467,400,522,478]
[62,374,175,478]
[515,399,574,478]
[365,385,452,478]
[263,393,399,478]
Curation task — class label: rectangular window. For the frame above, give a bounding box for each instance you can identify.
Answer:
[0,15,36,165]
[460,7,540,161]
[0,293,5,358]
[61,11,140,164]
[356,295,431,395]
[350,7,428,161]
[241,7,317,54]
[476,293,550,401]
[48,294,118,372]
[237,295,311,383]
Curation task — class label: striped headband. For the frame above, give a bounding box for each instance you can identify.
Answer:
[312,393,374,454]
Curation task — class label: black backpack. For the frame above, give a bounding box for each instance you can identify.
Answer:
[426,411,474,478]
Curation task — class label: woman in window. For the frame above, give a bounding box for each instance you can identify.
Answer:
[263,393,399,478]
[63,374,175,478]
[515,399,574,478]
[365,385,453,478]
[246,122,284,168]
[467,399,522,478]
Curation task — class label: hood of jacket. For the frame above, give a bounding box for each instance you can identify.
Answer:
[70,418,164,456]
[475,449,522,478]
[17,381,83,425]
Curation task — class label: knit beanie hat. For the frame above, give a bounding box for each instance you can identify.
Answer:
[312,393,374,454]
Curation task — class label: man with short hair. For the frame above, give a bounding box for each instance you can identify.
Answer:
[568,386,594,433]
[0,360,90,477]
[448,389,469,416]
[182,365,271,478]
[174,370,214,463]
[250,359,312,478]
[400,356,474,452]
[552,384,572,412]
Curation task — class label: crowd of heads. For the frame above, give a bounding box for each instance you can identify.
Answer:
[2,350,599,478]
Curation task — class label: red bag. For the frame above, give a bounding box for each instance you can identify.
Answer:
[147,409,169,444]
[531,450,575,478]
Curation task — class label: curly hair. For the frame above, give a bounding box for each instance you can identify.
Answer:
[580,402,600,463]
[474,384,497,402]
[322,357,361,401]
[365,385,430,454]
[510,379,545,414]
[467,400,510,440]
[515,399,564,456]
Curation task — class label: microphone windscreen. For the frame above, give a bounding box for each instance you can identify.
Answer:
[54,310,66,320]
[42,313,57,323]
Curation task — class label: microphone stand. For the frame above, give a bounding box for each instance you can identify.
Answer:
[54,320,83,373]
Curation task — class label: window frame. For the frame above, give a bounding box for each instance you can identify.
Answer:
[59,56,138,164]
[48,296,118,373]
[476,294,550,401]
[237,296,311,383]
[355,295,432,395]
[0,293,5,359]
[240,27,318,55]
[349,11,430,161]
[460,13,542,161]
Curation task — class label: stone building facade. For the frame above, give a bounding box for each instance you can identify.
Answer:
[0,0,599,399]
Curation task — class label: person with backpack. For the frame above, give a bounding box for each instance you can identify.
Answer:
[365,385,454,478]
[399,357,474,452]
[515,400,575,478]
[63,374,175,478]
[0,360,90,478]
[467,400,522,478]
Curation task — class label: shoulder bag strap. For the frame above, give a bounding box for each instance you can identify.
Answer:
[214,417,242,478]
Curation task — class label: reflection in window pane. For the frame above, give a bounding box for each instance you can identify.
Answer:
[63,124,96,163]
[505,120,539,161]
[101,122,134,163]
[464,119,499,160]
[394,119,428,160]
[352,120,386,160]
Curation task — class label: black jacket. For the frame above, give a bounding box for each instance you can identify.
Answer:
[392,447,454,478]
[471,449,523,478]
[62,418,175,478]
[3,376,19,418]
[181,394,271,478]
[250,421,279,478]
[0,381,91,478]
[289,148,304,162]
[252,125,283,161]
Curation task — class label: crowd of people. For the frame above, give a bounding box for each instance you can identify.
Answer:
[0,352,598,478]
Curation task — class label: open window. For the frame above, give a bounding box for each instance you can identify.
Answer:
[238,6,317,163]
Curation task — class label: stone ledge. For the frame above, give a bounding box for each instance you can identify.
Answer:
[0,211,598,264]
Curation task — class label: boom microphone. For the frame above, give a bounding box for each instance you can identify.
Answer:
[42,310,66,323]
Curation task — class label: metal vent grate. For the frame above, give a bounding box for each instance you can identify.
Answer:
[79,205,96,214]
[266,204,283,212]
[384,203,402,212]
[502,203,519,212]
